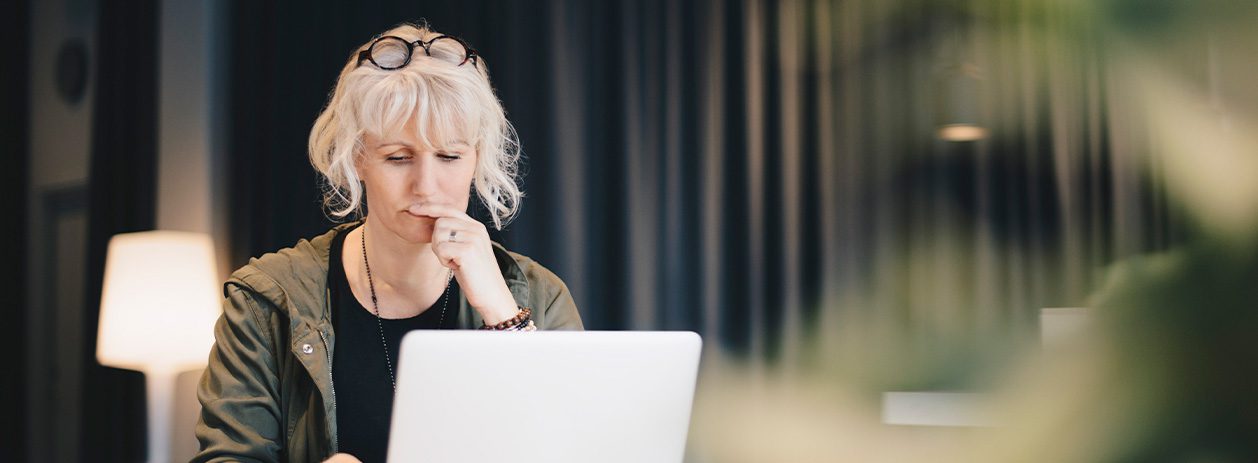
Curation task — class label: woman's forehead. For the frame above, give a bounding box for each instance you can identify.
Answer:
[369,137,472,151]
[369,113,474,150]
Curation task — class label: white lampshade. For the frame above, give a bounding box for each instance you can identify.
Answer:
[96,231,221,374]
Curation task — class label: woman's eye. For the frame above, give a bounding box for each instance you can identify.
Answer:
[436,153,462,162]
[385,154,412,162]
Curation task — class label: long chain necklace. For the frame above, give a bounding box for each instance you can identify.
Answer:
[361,225,453,391]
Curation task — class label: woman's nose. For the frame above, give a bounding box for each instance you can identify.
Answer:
[411,161,441,196]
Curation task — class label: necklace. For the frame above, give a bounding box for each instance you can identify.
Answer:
[361,225,453,391]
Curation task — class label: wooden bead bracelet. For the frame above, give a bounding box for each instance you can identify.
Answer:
[480,306,533,330]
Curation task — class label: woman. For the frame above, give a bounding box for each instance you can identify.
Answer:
[193,22,583,463]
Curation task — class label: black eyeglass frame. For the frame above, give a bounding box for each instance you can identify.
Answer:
[356,34,480,70]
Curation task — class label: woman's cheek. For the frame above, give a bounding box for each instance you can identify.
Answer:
[405,215,437,244]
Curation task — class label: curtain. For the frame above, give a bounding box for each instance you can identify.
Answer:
[1,0,31,458]
[81,0,161,460]
[227,0,1179,366]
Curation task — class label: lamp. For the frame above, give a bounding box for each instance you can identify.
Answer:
[96,231,221,463]
[935,62,988,142]
[933,10,988,143]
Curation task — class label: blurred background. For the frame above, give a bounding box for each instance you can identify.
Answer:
[4,0,1257,461]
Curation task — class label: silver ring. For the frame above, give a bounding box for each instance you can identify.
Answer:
[449,230,458,243]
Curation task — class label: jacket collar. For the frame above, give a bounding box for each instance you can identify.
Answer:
[225,219,534,331]
[222,220,535,455]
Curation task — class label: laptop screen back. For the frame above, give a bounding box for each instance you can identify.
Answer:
[387,330,702,463]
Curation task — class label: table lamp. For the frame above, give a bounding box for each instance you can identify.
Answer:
[96,231,221,463]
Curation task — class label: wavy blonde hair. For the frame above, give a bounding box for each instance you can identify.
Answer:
[308,22,522,229]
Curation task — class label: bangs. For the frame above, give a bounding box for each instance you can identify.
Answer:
[352,70,482,150]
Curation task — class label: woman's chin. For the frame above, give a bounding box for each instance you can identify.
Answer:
[382,214,435,244]
[403,224,435,244]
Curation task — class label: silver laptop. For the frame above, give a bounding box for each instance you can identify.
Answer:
[387,331,702,463]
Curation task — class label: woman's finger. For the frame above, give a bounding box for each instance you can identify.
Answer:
[431,239,474,269]
[408,203,472,221]
[432,217,487,243]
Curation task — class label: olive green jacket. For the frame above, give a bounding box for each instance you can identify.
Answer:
[192,222,583,462]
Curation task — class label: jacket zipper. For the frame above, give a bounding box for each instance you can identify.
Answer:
[317,329,337,451]
[318,287,338,453]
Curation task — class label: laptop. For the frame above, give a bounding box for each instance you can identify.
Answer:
[387,331,702,463]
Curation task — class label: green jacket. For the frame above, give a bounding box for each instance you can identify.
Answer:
[192,222,583,462]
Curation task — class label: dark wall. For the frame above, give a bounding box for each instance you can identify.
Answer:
[226,1,544,264]
[227,0,704,334]
[80,0,161,460]
[226,3,560,237]
[1,0,30,459]
[225,0,624,327]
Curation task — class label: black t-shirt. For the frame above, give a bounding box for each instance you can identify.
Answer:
[330,223,460,463]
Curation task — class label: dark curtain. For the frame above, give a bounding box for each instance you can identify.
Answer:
[0,0,30,459]
[226,0,1180,359]
[224,0,554,272]
[81,0,162,460]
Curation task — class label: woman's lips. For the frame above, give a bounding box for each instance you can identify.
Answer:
[403,204,444,219]
[405,202,453,218]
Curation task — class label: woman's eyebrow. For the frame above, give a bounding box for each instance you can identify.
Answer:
[376,140,469,152]
[375,141,413,151]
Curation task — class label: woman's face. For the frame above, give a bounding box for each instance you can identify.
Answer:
[358,120,477,244]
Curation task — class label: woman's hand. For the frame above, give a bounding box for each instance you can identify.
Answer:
[409,204,520,325]
[322,453,362,463]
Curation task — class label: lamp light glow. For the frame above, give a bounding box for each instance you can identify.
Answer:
[95,230,221,463]
[96,231,219,372]
[937,123,989,142]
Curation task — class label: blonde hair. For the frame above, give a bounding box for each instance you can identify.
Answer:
[308,22,522,229]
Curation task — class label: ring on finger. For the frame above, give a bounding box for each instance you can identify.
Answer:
[448,229,458,243]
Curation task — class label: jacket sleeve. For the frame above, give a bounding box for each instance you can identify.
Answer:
[527,265,584,331]
[192,283,284,463]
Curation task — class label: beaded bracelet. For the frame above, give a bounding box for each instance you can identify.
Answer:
[510,320,537,332]
[493,314,534,331]
[480,307,533,330]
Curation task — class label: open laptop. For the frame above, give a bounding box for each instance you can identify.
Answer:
[387,331,702,463]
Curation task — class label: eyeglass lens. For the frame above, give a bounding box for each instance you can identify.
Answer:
[368,36,471,70]
[425,36,471,66]
[369,37,413,69]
